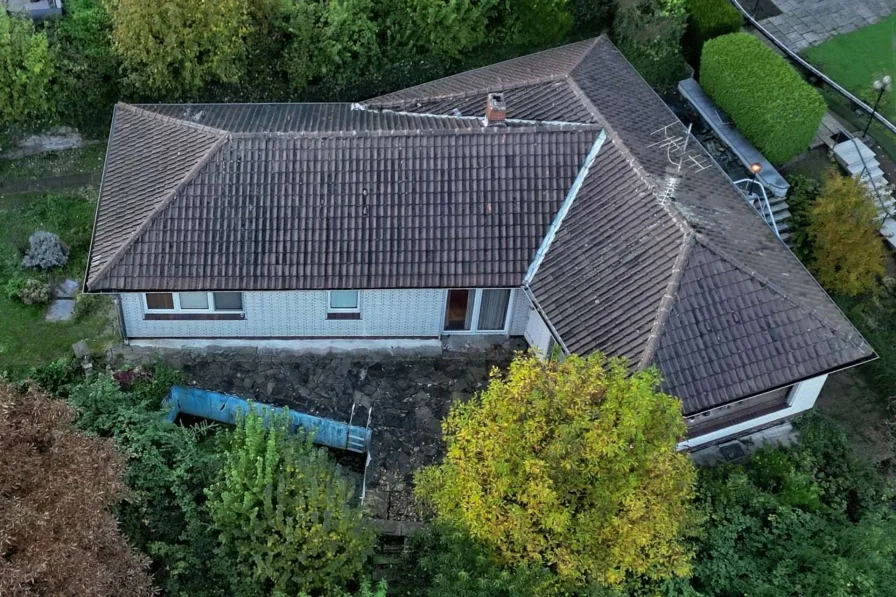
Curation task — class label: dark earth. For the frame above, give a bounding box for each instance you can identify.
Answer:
[111,345,520,520]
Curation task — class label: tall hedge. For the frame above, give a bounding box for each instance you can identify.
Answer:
[684,0,742,61]
[700,33,825,165]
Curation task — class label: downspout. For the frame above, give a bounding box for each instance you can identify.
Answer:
[115,294,129,345]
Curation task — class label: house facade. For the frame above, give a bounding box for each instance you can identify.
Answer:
[86,36,875,449]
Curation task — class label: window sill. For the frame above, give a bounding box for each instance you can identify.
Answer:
[144,313,244,321]
[326,312,361,320]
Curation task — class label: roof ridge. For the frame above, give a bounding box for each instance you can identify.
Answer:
[88,135,230,288]
[119,103,232,136]
[365,75,572,108]
[694,235,868,349]
[635,233,695,370]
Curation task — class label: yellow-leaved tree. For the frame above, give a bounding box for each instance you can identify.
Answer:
[809,170,885,296]
[415,353,697,591]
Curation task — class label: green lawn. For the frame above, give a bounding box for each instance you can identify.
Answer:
[803,15,896,120]
[0,187,114,376]
[0,143,107,181]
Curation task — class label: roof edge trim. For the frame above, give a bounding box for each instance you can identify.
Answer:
[636,233,694,370]
[83,104,121,292]
[87,135,230,290]
[524,128,607,284]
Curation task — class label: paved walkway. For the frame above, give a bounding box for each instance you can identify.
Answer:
[760,0,896,52]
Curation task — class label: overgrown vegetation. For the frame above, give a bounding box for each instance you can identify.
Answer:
[0,10,53,130]
[416,354,697,592]
[700,33,826,165]
[0,383,154,596]
[611,0,689,90]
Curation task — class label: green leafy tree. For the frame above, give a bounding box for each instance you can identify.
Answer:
[809,170,885,296]
[497,0,574,48]
[0,10,53,128]
[207,408,375,596]
[45,0,120,137]
[691,415,896,597]
[416,354,697,590]
[105,0,250,98]
[382,0,498,60]
[612,0,688,89]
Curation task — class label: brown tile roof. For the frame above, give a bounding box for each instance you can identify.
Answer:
[87,35,873,412]
[86,106,600,291]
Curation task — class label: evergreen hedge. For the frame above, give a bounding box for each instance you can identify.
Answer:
[684,0,742,61]
[700,33,826,164]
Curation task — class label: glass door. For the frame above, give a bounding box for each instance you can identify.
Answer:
[444,289,474,331]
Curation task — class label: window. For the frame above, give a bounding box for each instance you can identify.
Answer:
[144,292,243,313]
[443,288,512,333]
[329,290,360,311]
[327,290,361,320]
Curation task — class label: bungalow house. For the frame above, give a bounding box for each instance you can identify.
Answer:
[85,36,874,449]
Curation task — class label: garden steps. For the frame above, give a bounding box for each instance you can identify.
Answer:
[833,138,896,250]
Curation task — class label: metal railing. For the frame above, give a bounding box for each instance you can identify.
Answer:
[734,178,781,239]
[729,0,896,138]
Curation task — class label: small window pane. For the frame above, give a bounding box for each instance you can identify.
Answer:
[213,292,243,311]
[330,290,359,310]
[145,293,174,310]
[178,292,209,310]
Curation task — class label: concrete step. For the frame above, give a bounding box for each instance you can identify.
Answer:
[833,139,876,167]
[845,158,881,176]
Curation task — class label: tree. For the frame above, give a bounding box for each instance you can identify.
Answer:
[415,354,697,590]
[207,408,375,596]
[611,0,688,90]
[0,384,153,597]
[105,0,250,98]
[809,170,885,296]
[0,10,53,128]
[382,0,498,60]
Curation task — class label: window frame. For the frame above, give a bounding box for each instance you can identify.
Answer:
[143,292,244,314]
[442,288,513,335]
[327,290,361,314]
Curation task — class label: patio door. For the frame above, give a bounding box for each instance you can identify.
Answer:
[443,289,511,333]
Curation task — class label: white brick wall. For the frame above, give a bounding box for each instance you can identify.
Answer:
[121,289,446,338]
[121,288,531,339]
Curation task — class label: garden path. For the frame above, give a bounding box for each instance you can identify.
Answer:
[759,0,895,51]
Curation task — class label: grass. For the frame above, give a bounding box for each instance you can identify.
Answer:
[0,186,115,377]
[0,143,107,181]
[802,15,896,120]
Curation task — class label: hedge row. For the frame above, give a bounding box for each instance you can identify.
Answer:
[684,0,742,59]
[700,33,826,165]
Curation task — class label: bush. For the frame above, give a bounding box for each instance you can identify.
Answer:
[22,230,70,269]
[0,10,54,129]
[207,408,375,595]
[690,414,896,596]
[5,275,53,305]
[809,170,885,296]
[683,0,741,63]
[612,0,689,90]
[784,174,822,262]
[700,33,826,165]
[415,354,697,590]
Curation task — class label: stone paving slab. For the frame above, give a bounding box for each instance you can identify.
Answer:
[111,346,518,520]
[760,0,896,52]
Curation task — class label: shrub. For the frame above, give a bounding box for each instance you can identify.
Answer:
[700,33,826,165]
[690,414,896,596]
[683,0,741,62]
[415,354,697,590]
[0,384,153,597]
[22,230,70,269]
[785,174,822,262]
[809,170,885,296]
[207,408,375,595]
[401,523,555,596]
[612,0,689,90]
[5,275,53,305]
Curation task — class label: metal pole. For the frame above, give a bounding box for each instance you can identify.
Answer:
[748,173,757,197]
[863,87,886,138]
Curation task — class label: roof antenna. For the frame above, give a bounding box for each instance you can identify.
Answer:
[648,122,710,205]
